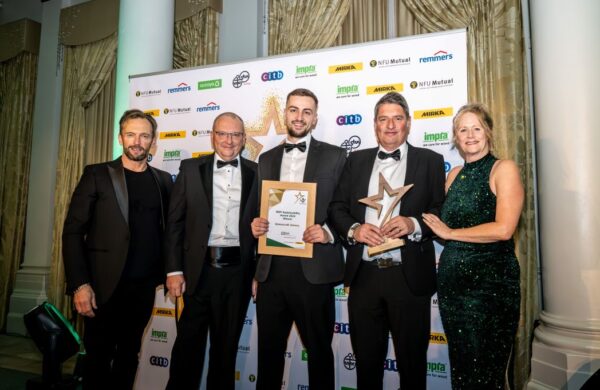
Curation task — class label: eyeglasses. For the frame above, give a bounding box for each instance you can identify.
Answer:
[213,131,244,140]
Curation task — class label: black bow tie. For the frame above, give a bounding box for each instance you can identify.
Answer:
[377,149,401,161]
[217,159,238,168]
[284,142,307,153]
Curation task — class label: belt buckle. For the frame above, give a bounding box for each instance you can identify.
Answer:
[376,257,394,269]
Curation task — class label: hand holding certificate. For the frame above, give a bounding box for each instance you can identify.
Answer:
[257,180,316,258]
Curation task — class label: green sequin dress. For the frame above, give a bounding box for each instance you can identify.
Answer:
[438,153,520,389]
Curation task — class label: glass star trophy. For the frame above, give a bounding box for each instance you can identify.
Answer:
[359,172,414,257]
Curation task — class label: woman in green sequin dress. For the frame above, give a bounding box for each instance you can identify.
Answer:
[422,104,523,389]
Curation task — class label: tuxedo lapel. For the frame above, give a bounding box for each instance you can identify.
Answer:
[240,158,254,210]
[200,154,214,211]
[357,148,378,200]
[303,138,320,181]
[404,143,418,187]
[269,145,284,180]
[107,158,128,225]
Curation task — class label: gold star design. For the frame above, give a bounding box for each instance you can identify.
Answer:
[359,173,414,224]
[243,94,287,161]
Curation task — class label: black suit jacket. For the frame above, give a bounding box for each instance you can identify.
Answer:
[62,157,173,305]
[164,154,257,295]
[254,137,346,285]
[328,144,446,296]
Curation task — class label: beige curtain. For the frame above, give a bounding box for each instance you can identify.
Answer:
[174,7,219,69]
[336,0,388,45]
[399,1,537,388]
[0,52,37,330]
[47,33,118,318]
[269,0,351,55]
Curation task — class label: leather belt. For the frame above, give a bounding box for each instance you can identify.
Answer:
[206,246,241,268]
[362,257,401,269]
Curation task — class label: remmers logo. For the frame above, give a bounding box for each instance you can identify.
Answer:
[328,62,363,74]
[198,79,222,90]
[336,114,362,126]
[261,70,284,81]
[419,50,454,63]
[232,71,250,88]
[196,102,221,113]
[167,82,191,93]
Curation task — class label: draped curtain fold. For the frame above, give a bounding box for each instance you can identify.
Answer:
[0,52,38,331]
[269,0,351,55]
[174,7,219,69]
[399,1,537,388]
[47,33,118,318]
[336,0,388,45]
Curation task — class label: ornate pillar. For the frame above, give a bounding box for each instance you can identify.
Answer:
[527,0,600,388]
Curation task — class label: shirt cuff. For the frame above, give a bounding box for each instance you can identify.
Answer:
[408,217,422,241]
[167,271,183,277]
[322,223,335,244]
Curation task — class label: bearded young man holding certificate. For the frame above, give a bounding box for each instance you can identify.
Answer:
[250,88,346,390]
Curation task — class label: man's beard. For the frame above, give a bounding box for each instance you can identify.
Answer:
[124,146,149,161]
[286,121,312,138]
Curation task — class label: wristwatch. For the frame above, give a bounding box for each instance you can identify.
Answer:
[348,223,360,245]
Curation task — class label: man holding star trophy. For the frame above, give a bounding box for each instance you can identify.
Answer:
[328,92,446,389]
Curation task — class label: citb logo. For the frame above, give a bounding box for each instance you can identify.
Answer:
[261,71,284,81]
[334,322,350,334]
[336,114,362,125]
[149,356,169,367]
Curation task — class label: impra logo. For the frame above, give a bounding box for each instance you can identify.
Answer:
[328,62,363,74]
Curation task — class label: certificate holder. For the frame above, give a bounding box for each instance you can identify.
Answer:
[258,180,317,258]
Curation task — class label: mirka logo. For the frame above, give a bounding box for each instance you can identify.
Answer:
[295,65,317,78]
[414,107,453,119]
[159,131,186,139]
[367,83,403,95]
[410,78,454,89]
[135,89,161,97]
[167,82,192,94]
[328,62,363,74]
[152,308,175,317]
[419,50,454,63]
[144,109,160,117]
[163,107,192,115]
[429,332,448,344]
[369,57,411,68]
[192,151,213,158]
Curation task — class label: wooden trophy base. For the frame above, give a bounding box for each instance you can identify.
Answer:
[367,237,405,257]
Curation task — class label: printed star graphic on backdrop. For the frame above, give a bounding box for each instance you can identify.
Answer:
[359,173,414,223]
[242,95,287,161]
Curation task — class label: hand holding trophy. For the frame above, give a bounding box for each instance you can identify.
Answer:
[359,172,413,256]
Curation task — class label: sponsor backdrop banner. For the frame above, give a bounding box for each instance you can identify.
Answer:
[133,29,466,389]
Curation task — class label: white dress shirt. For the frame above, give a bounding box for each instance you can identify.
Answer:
[209,156,242,247]
[362,142,422,261]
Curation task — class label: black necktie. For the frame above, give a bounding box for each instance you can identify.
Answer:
[377,149,401,161]
[217,159,238,168]
[284,142,307,153]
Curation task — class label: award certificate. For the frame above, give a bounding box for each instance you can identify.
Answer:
[258,180,316,258]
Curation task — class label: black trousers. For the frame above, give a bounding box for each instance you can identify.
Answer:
[166,263,251,390]
[256,257,335,390]
[82,278,157,390]
[348,262,431,390]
